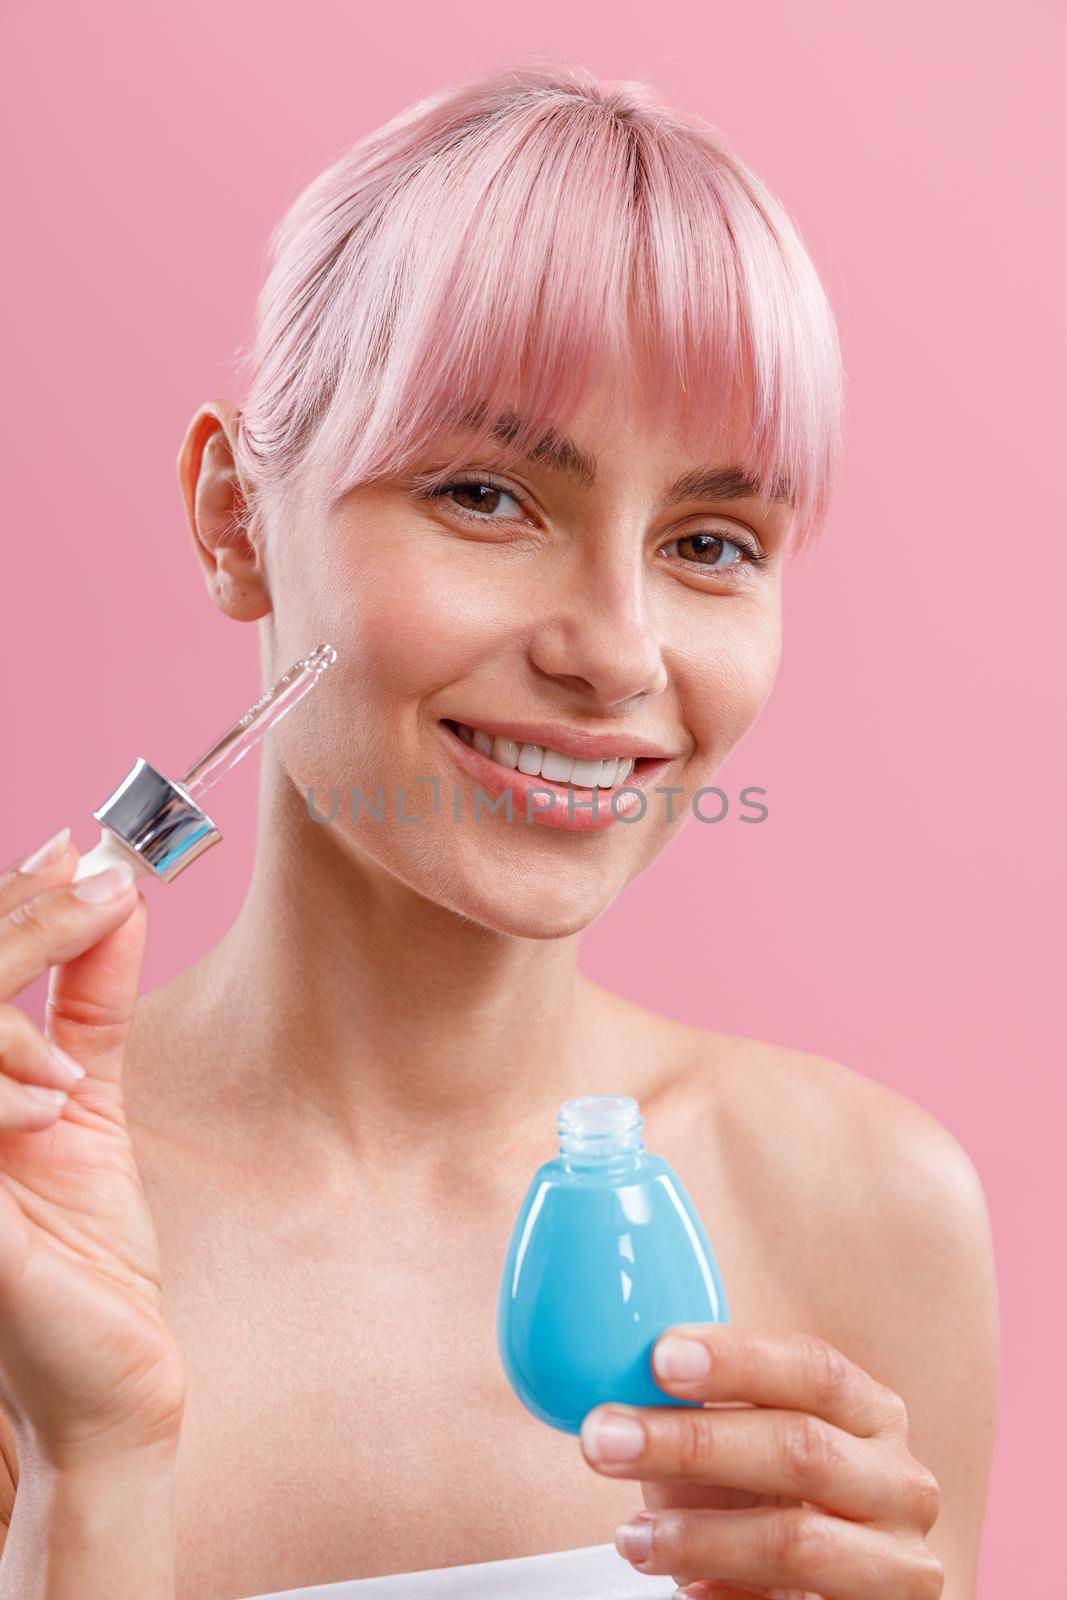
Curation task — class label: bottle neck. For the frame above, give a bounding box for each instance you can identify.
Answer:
[557,1095,645,1168]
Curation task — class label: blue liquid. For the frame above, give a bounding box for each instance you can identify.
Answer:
[497,1103,729,1435]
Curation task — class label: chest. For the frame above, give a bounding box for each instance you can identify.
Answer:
[149,1155,810,1600]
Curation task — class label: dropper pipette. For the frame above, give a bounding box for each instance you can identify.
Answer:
[71,645,337,884]
[180,643,337,805]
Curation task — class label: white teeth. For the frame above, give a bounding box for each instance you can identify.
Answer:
[452,723,639,788]
[541,748,575,783]
[491,735,520,769]
[570,757,602,787]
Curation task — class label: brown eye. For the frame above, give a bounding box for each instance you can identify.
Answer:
[450,482,504,514]
[429,477,526,522]
[675,532,736,567]
[663,531,747,569]
[659,528,768,583]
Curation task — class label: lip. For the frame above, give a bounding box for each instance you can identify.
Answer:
[440,715,677,764]
[437,720,673,832]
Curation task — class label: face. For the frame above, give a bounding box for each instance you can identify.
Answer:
[255,373,790,938]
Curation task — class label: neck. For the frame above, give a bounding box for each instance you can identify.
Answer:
[173,759,613,1168]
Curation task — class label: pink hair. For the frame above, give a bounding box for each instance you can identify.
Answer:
[233,60,844,549]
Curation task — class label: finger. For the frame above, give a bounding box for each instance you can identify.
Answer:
[581,1402,933,1524]
[0,1005,87,1090]
[0,826,77,919]
[45,886,148,1091]
[670,1583,777,1599]
[677,1584,826,1599]
[673,1589,759,1599]
[645,1480,766,1513]
[681,1588,807,1599]
[0,865,140,1002]
[0,1073,69,1131]
[649,1326,908,1440]
[613,1504,941,1599]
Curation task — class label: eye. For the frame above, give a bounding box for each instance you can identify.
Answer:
[659,528,768,581]
[423,475,528,524]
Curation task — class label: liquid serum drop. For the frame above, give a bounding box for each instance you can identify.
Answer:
[497,1095,729,1435]
[70,645,337,884]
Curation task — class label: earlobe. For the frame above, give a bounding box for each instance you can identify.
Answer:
[177,400,272,623]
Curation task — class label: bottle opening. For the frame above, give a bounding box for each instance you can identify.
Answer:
[557,1095,645,1160]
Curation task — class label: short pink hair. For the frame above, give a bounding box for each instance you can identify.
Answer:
[233,60,844,549]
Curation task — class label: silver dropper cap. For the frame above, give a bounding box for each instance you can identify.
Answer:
[75,645,337,886]
[91,758,221,883]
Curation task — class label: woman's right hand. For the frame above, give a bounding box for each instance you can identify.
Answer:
[0,826,186,1472]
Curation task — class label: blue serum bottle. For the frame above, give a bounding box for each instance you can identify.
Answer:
[497,1095,729,1435]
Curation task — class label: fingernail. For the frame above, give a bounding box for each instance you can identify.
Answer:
[18,827,72,874]
[581,1408,646,1463]
[23,1085,68,1106]
[654,1334,711,1382]
[613,1511,654,1563]
[72,862,136,902]
[49,1044,86,1081]
[672,1587,712,1599]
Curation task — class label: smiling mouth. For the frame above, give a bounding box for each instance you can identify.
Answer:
[440,720,651,790]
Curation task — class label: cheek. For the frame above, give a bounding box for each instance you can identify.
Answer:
[320,529,526,704]
[265,513,525,800]
[679,601,783,756]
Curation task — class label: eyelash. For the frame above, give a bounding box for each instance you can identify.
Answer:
[419,472,769,582]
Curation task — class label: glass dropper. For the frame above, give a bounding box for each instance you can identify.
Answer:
[70,643,338,885]
[180,643,337,804]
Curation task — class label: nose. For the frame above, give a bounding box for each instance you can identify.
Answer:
[526,558,669,709]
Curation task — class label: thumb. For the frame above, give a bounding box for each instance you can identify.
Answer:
[44,887,149,1103]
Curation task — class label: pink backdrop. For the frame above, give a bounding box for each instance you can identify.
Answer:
[2,2,1062,1590]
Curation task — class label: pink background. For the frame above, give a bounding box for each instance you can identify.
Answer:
[2,2,1063,1589]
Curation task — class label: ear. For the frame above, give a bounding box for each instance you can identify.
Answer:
[177,399,272,622]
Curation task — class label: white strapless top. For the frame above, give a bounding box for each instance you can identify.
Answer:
[244,1541,678,1598]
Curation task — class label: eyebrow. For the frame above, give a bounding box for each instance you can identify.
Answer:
[460,404,793,506]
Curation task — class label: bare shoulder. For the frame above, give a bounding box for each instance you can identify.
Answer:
[671,1022,999,1589]
[629,1002,999,1359]
[578,988,994,1339]
[679,1023,994,1280]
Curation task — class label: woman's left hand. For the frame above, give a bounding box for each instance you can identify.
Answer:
[579,1324,944,1599]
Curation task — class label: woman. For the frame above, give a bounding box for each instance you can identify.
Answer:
[0,61,997,1600]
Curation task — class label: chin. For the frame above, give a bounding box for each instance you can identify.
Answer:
[453,890,616,941]
[414,853,626,941]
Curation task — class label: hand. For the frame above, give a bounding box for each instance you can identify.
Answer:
[579,1323,943,1599]
[0,827,186,1471]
